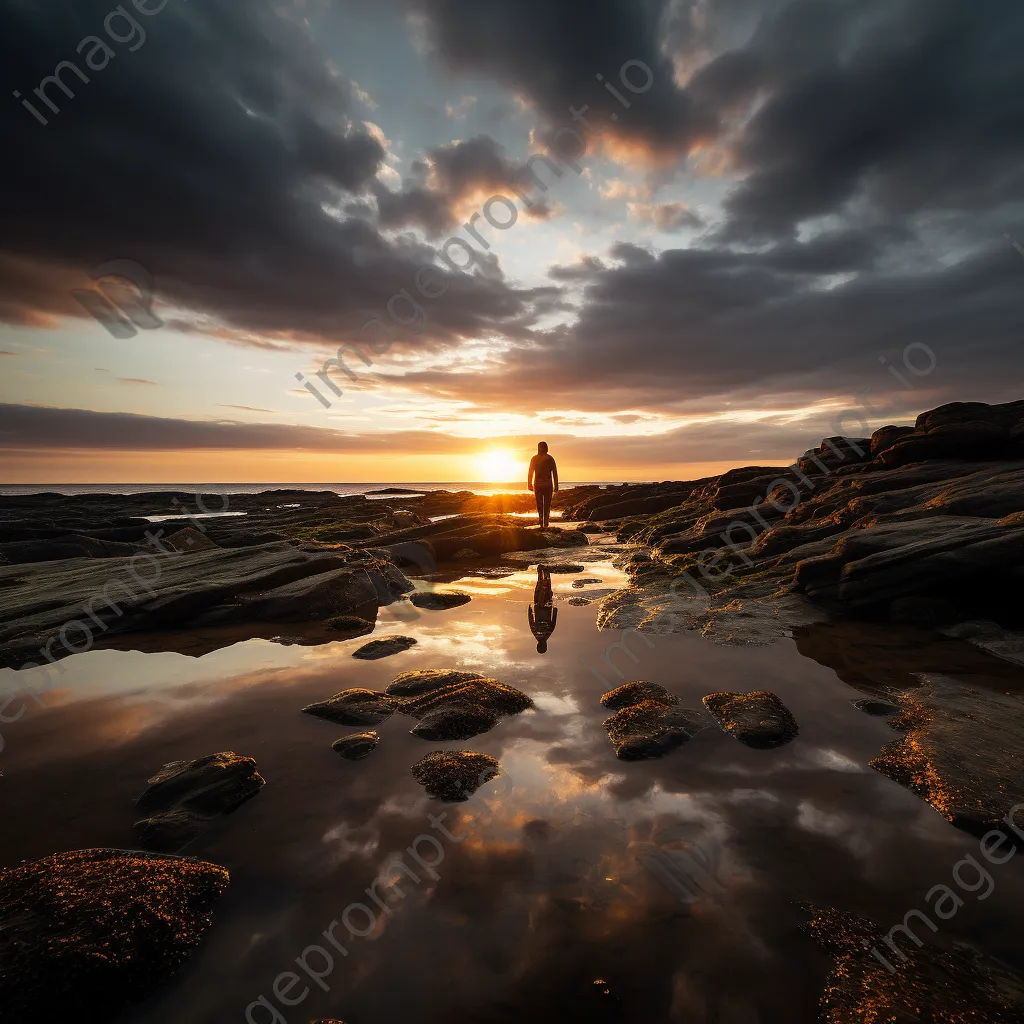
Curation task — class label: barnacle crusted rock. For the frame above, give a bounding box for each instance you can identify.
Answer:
[0,848,230,1024]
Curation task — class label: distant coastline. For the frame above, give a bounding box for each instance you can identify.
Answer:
[0,481,624,497]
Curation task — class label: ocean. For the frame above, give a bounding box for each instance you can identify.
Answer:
[0,481,621,497]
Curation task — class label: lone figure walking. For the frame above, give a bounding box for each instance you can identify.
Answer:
[528,441,559,528]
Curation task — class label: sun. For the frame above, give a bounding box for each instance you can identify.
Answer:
[475,449,520,483]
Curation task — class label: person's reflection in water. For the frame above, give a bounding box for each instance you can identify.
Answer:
[528,566,557,653]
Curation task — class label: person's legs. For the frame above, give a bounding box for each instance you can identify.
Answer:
[540,487,553,528]
[535,488,545,526]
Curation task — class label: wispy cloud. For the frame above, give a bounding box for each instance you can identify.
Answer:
[218,404,279,413]
[116,378,159,386]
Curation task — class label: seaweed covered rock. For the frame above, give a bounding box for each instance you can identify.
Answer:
[411,750,501,801]
[411,707,499,741]
[603,699,706,761]
[386,668,484,696]
[702,690,798,749]
[351,636,417,659]
[409,590,472,610]
[302,688,401,726]
[0,849,230,1024]
[390,669,532,740]
[803,904,1024,1023]
[332,732,379,760]
[600,680,678,711]
[134,751,265,852]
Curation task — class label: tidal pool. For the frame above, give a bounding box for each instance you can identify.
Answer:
[1,555,1023,1023]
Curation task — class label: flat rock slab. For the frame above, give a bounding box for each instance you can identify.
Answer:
[0,849,230,1024]
[702,690,799,749]
[869,673,1024,837]
[545,563,586,573]
[572,578,603,588]
[410,590,472,610]
[332,732,379,760]
[134,751,265,852]
[603,699,707,761]
[411,750,501,801]
[803,904,1024,1023]
[303,688,401,726]
[352,636,417,659]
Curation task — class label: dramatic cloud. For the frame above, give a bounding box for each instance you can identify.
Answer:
[375,135,555,236]
[0,0,554,352]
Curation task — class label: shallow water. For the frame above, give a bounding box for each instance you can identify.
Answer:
[2,553,1024,1023]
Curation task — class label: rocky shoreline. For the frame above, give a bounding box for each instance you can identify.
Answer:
[2,399,1024,1021]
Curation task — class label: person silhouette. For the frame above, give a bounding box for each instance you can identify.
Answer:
[527,441,559,528]
[528,566,557,653]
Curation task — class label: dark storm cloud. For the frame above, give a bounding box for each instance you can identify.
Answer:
[703,0,1024,239]
[409,0,717,156]
[375,136,555,236]
[399,231,1024,419]
[0,0,552,348]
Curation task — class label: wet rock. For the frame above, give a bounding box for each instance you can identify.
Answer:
[133,751,265,852]
[303,688,401,726]
[411,706,499,741]
[702,690,799,749]
[391,670,533,717]
[578,524,607,534]
[332,732,379,760]
[410,590,472,610]
[851,698,899,717]
[568,597,591,606]
[411,750,501,801]
[388,669,532,739]
[355,513,587,563]
[352,636,417,659]
[600,680,678,711]
[572,578,603,587]
[0,848,230,1024]
[803,904,1024,1023]
[386,668,484,696]
[869,674,1024,838]
[324,614,375,636]
[546,563,586,573]
[246,567,382,622]
[136,752,265,817]
[603,700,706,761]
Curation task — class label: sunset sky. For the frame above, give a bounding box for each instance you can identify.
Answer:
[2,0,1023,483]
